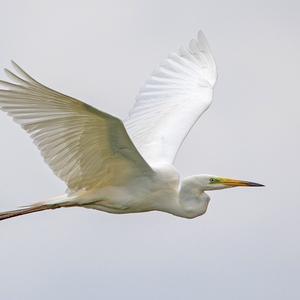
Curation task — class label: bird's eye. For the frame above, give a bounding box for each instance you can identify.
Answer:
[210,178,215,183]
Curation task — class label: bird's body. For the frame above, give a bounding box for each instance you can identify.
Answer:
[77,164,181,215]
[0,31,263,221]
[27,163,210,219]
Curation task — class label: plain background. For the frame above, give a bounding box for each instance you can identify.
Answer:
[0,0,299,299]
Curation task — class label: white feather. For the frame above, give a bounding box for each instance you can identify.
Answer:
[0,62,153,192]
[125,31,217,165]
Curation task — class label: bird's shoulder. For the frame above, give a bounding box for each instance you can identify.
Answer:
[151,163,180,187]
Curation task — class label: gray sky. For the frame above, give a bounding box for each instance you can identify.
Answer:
[0,0,299,299]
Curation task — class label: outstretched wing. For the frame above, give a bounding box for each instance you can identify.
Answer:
[0,62,153,192]
[125,31,217,165]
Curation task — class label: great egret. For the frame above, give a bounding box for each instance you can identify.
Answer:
[0,31,263,221]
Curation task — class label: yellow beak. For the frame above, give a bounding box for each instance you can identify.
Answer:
[219,178,264,187]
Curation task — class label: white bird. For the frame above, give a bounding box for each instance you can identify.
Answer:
[0,31,263,221]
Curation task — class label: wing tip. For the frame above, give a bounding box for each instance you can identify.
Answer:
[196,30,208,46]
[10,60,23,74]
[194,30,217,86]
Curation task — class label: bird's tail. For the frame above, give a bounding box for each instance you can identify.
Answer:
[0,194,75,221]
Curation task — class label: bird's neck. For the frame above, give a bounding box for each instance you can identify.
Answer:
[179,183,210,218]
[163,181,210,219]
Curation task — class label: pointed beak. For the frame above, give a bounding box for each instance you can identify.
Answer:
[219,178,265,187]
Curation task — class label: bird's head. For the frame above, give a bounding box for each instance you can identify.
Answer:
[196,175,264,191]
[178,175,264,218]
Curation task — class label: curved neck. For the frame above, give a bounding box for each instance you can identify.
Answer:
[161,179,210,219]
[177,182,210,218]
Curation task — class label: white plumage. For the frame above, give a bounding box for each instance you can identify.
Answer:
[125,31,216,165]
[0,31,263,221]
[0,62,152,191]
